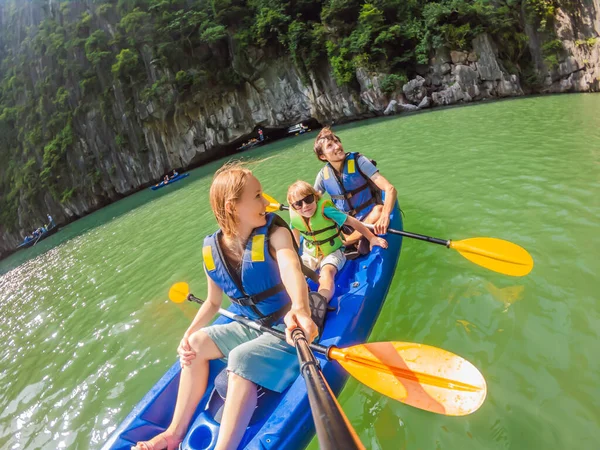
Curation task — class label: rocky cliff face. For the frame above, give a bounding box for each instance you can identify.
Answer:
[1,1,599,258]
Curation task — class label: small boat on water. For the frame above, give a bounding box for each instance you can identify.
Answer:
[287,123,311,136]
[103,204,403,450]
[237,140,264,152]
[17,225,59,249]
[151,173,190,191]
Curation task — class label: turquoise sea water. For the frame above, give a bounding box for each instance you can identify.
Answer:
[1,94,598,449]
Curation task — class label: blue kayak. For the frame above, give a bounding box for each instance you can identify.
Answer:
[103,204,403,450]
[151,173,190,191]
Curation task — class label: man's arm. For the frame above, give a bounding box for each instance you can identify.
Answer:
[313,169,325,194]
[370,172,397,234]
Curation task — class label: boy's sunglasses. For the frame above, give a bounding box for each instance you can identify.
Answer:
[291,194,316,210]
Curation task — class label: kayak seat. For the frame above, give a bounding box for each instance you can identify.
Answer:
[343,247,361,260]
[209,368,279,425]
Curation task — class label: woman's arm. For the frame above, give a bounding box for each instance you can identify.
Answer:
[270,226,318,344]
[291,228,301,247]
[183,271,224,338]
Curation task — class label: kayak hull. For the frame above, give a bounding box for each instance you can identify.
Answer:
[151,173,190,190]
[103,204,403,450]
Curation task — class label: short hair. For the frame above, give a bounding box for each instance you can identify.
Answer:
[313,127,341,160]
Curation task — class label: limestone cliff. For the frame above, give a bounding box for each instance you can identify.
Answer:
[1,1,598,258]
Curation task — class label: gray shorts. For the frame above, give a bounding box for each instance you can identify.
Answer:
[301,248,347,272]
[202,321,298,393]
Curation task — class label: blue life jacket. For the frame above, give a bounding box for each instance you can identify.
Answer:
[202,213,290,324]
[320,152,382,221]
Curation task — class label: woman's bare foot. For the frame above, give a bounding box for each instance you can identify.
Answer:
[132,431,183,450]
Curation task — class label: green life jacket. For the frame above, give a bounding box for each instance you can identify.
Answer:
[290,198,344,258]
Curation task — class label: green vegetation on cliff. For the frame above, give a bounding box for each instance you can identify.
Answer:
[0,0,569,231]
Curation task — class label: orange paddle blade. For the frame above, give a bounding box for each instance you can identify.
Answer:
[328,342,486,416]
[169,282,190,303]
[450,237,533,277]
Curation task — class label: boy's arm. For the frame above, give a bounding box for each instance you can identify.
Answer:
[370,172,397,234]
[344,215,388,250]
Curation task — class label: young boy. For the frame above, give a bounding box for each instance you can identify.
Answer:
[287,181,387,304]
[313,127,397,247]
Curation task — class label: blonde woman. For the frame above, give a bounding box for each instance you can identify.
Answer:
[134,164,317,450]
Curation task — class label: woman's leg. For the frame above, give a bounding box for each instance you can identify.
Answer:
[213,329,299,449]
[135,331,224,449]
[214,373,258,450]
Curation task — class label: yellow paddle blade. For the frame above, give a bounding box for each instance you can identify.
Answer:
[329,342,486,416]
[263,192,283,212]
[449,237,533,277]
[169,282,190,303]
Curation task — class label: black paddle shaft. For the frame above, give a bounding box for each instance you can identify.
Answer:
[187,294,330,354]
[384,228,449,246]
[278,202,449,246]
[292,328,365,450]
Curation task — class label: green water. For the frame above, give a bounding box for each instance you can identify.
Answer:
[1,94,598,449]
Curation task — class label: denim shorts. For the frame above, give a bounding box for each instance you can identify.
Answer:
[202,321,299,393]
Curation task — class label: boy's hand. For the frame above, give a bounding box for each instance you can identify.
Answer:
[369,236,388,250]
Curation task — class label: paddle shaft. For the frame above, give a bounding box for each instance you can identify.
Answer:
[187,293,330,354]
[33,233,42,246]
[363,223,449,246]
[275,202,449,246]
[292,328,365,450]
[186,294,364,449]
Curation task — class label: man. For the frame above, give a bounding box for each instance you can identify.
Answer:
[313,127,397,247]
[47,214,55,227]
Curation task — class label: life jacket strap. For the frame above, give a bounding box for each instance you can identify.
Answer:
[230,283,286,307]
[329,181,369,200]
[300,227,342,246]
[299,224,338,237]
[256,303,291,326]
[347,196,377,217]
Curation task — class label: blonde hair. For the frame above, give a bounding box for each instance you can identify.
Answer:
[287,180,321,206]
[313,127,341,160]
[210,162,253,238]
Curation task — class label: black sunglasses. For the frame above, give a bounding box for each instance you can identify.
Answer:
[292,194,316,210]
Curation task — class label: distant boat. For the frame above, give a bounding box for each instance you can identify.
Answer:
[237,140,264,152]
[17,225,59,249]
[287,123,310,135]
[150,173,190,191]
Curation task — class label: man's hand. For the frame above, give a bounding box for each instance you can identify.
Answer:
[373,212,390,235]
[284,308,318,346]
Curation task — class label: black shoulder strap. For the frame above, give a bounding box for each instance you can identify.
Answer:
[354,153,383,206]
[213,231,247,297]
